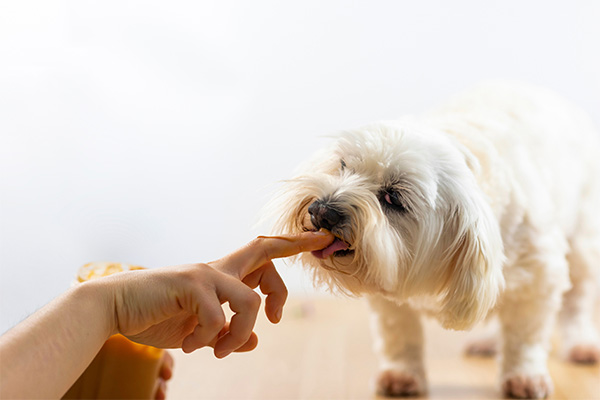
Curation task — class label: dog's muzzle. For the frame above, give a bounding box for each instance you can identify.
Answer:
[308,200,343,231]
[307,200,353,259]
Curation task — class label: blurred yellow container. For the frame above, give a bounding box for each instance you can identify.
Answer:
[63,262,164,399]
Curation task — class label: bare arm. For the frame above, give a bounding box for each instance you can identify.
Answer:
[0,282,114,399]
[0,231,333,399]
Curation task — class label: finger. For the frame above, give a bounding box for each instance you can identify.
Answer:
[159,351,174,380]
[213,310,257,358]
[180,292,226,354]
[213,282,261,358]
[243,261,288,323]
[234,331,259,352]
[205,323,259,352]
[153,378,167,400]
[217,231,334,278]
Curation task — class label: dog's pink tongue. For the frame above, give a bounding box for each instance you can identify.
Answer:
[311,238,349,259]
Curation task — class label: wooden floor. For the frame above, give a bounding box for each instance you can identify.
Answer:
[168,297,600,399]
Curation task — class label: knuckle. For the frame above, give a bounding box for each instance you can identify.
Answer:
[244,290,261,309]
[194,263,213,274]
[179,263,210,281]
[204,310,225,331]
[251,237,272,259]
[251,236,266,247]
[176,268,198,284]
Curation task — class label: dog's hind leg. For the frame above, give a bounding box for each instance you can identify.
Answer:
[367,295,426,397]
[559,233,600,364]
[464,318,500,357]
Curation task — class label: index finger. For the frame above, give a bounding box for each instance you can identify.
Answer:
[216,231,334,278]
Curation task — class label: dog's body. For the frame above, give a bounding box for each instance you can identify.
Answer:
[271,81,600,399]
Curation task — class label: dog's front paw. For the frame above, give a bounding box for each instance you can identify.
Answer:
[567,344,600,364]
[375,369,426,397]
[502,374,553,399]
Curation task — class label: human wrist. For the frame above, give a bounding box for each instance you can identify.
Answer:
[73,278,119,339]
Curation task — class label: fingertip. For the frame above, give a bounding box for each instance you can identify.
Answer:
[181,335,198,354]
[154,378,167,400]
[300,230,335,247]
[214,330,259,357]
[214,347,232,359]
[266,305,283,324]
[245,335,259,352]
[213,335,230,358]
[236,332,259,352]
[160,352,174,380]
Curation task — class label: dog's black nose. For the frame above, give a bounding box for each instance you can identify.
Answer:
[308,200,343,231]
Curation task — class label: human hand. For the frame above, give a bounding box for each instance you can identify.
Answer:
[153,351,173,400]
[204,231,335,357]
[94,231,333,358]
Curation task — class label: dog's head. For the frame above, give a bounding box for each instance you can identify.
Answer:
[270,120,504,330]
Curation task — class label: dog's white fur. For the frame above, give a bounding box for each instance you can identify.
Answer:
[269,81,600,398]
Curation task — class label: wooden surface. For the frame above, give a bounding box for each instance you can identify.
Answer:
[168,297,600,399]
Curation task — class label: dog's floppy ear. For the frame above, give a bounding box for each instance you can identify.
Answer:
[437,192,505,330]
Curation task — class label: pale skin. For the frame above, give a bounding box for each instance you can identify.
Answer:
[0,231,334,399]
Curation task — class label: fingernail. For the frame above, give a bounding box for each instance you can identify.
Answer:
[276,308,283,322]
[215,348,232,359]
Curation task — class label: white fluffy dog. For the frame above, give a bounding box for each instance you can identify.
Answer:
[269,82,600,399]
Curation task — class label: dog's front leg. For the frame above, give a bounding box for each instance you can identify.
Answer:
[499,287,563,399]
[368,294,426,397]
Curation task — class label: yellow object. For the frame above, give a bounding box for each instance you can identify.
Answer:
[63,262,164,399]
[75,261,144,283]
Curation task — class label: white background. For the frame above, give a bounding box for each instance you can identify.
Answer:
[1,1,599,333]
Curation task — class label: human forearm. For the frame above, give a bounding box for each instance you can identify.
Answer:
[0,281,115,399]
[0,232,334,398]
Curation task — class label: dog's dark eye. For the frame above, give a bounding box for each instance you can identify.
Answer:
[380,190,407,212]
[340,159,347,171]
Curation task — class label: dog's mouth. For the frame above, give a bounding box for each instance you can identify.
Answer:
[308,229,354,259]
